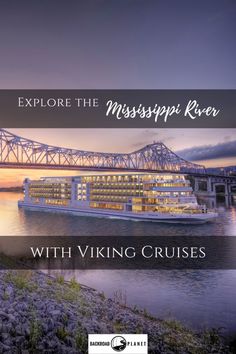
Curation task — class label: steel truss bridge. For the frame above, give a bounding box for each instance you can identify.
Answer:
[0,128,206,174]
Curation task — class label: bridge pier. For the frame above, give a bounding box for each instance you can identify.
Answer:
[193,176,236,197]
[193,176,214,196]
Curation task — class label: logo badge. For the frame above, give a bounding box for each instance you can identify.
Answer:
[88,334,148,354]
[111,336,127,352]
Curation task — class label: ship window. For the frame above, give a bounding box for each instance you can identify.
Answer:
[90,202,123,210]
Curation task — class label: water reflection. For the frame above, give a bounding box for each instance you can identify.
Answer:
[197,194,235,209]
[48,268,236,333]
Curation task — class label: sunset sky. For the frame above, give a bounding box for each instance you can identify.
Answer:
[0,0,235,186]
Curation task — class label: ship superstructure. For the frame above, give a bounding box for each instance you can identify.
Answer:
[19,174,217,223]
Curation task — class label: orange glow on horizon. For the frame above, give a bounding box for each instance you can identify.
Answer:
[0,169,78,187]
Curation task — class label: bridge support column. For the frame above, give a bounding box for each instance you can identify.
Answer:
[225,183,229,197]
[193,177,216,197]
[207,177,212,193]
[194,178,199,192]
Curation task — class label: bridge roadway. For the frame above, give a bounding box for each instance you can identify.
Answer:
[0,162,234,179]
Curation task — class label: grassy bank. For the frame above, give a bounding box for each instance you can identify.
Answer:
[0,269,232,353]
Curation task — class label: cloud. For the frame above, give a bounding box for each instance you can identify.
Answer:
[223,135,232,142]
[130,130,174,150]
[177,140,236,162]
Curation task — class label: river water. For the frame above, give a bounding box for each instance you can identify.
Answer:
[1,192,236,334]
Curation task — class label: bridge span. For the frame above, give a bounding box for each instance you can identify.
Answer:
[1,128,236,197]
[0,128,205,174]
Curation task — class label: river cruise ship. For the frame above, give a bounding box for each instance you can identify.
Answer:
[18,174,217,223]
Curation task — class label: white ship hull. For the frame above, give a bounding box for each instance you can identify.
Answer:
[18,201,218,224]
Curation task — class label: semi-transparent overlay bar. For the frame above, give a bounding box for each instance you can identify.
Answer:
[0,236,236,269]
[0,90,235,128]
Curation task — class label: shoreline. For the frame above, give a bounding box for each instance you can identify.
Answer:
[0,268,232,353]
[0,188,22,192]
